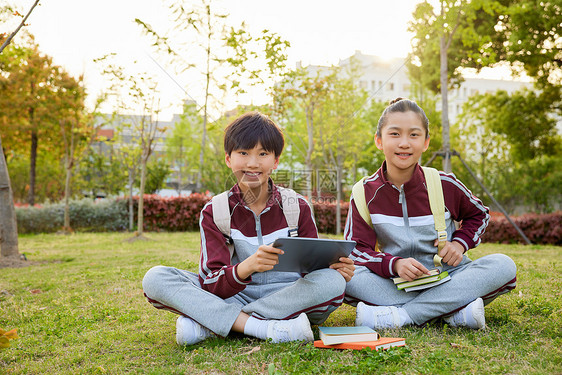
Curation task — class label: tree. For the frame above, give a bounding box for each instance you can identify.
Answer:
[408,0,505,172]
[58,77,105,232]
[97,56,167,238]
[114,128,142,233]
[315,65,370,234]
[0,0,39,54]
[165,101,203,194]
[486,0,561,92]
[457,89,561,212]
[0,135,18,258]
[75,148,126,200]
[0,0,41,260]
[137,1,290,192]
[408,0,561,217]
[273,68,331,205]
[144,158,171,194]
[0,39,80,206]
[136,0,228,192]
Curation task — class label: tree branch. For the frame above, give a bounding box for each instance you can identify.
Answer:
[0,0,40,54]
[446,0,465,50]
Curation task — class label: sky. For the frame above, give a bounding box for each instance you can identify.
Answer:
[15,0,426,118]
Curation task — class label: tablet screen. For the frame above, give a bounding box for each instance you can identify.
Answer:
[271,237,356,273]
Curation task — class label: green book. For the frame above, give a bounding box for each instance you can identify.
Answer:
[392,268,441,284]
[396,271,450,291]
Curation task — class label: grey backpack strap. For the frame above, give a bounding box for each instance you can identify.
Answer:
[279,187,300,237]
[211,191,234,258]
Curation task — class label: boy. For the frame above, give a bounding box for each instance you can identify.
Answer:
[143,111,354,345]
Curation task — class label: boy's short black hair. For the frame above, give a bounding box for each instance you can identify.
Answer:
[224,111,284,157]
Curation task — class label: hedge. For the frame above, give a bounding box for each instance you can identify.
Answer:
[15,195,561,245]
[482,211,562,245]
[139,193,211,232]
[16,198,129,234]
[311,200,349,235]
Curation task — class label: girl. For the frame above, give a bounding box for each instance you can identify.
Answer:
[344,98,516,329]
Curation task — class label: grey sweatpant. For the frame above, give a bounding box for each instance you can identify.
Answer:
[142,266,346,336]
[344,253,517,325]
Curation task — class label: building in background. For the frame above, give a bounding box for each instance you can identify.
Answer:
[307,50,532,123]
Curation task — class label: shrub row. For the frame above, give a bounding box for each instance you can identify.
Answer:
[482,211,562,245]
[312,200,349,235]
[139,193,211,232]
[15,195,561,245]
[16,198,129,234]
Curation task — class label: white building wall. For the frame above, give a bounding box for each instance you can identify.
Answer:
[312,50,533,123]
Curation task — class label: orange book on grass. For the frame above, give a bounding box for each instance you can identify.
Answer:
[314,337,406,351]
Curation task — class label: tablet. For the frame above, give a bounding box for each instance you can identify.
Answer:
[271,237,356,273]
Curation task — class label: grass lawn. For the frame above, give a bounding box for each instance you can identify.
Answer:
[0,232,560,374]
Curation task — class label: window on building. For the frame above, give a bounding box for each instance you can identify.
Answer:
[360,81,367,89]
[389,82,394,91]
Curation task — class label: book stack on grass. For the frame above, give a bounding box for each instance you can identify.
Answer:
[314,326,406,351]
[393,268,451,292]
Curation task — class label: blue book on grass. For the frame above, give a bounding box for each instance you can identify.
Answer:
[318,326,380,345]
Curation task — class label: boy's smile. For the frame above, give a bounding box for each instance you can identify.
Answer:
[225,142,279,195]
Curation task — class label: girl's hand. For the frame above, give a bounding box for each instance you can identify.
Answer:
[237,245,283,279]
[434,240,464,267]
[330,257,355,282]
[394,258,430,281]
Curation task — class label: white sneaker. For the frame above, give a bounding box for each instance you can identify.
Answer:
[176,315,212,345]
[266,313,314,343]
[355,302,402,329]
[444,298,486,330]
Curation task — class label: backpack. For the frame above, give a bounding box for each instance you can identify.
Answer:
[211,186,300,258]
[351,166,446,267]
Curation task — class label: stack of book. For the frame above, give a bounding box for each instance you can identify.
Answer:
[314,326,406,351]
[393,268,450,292]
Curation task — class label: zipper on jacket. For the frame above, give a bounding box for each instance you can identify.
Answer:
[399,186,416,258]
[255,207,271,246]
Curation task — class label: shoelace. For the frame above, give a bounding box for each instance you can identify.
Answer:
[374,308,399,328]
[271,322,290,342]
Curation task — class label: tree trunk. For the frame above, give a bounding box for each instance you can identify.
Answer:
[196,5,212,192]
[440,35,452,173]
[128,169,134,232]
[177,143,184,195]
[63,157,72,231]
[336,164,342,235]
[28,129,38,206]
[0,135,19,258]
[197,108,207,192]
[305,106,314,211]
[137,157,148,236]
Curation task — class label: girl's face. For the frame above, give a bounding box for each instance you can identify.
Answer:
[375,111,430,177]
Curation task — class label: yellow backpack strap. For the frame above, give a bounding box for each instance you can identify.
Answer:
[422,167,447,267]
[351,177,371,225]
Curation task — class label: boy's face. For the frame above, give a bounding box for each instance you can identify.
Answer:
[375,111,430,175]
[225,142,279,193]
